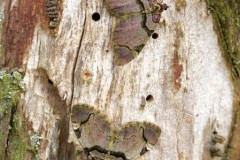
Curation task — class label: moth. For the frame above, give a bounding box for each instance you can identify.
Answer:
[71,104,161,160]
[104,0,169,65]
[45,0,59,28]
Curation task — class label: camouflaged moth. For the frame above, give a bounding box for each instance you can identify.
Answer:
[104,0,168,65]
[71,104,161,160]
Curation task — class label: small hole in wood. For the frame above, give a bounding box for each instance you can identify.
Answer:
[48,79,53,84]
[92,12,101,21]
[152,33,159,39]
[146,95,154,102]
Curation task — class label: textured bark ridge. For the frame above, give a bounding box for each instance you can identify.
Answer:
[0,0,238,159]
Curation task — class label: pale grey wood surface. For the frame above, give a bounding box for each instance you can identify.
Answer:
[21,0,233,159]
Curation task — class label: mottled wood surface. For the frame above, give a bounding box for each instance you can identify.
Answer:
[0,0,235,159]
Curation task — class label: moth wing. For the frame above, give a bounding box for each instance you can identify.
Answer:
[111,123,146,159]
[113,14,158,65]
[142,122,161,148]
[148,1,169,23]
[71,105,111,149]
[103,0,141,16]
[111,122,161,159]
[152,13,162,23]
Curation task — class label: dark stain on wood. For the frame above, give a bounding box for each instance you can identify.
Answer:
[174,0,187,12]
[172,23,184,92]
[140,96,146,110]
[82,69,93,80]
[35,68,75,159]
[2,0,46,70]
[173,51,183,91]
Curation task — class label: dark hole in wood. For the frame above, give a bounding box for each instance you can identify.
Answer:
[146,95,154,102]
[152,33,159,39]
[48,79,53,84]
[92,12,101,21]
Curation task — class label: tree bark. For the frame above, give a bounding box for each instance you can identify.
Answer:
[0,0,239,160]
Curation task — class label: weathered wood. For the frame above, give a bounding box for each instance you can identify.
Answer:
[1,0,46,69]
[1,0,239,159]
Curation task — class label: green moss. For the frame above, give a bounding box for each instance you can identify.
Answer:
[0,71,38,159]
[29,132,41,155]
[0,71,23,119]
[7,114,39,160]
[206,0,240,77]
[0,134,3,158]
[7,128,29,160]
[0,71,24,157]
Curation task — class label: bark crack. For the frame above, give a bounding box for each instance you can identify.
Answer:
[4,106,17,159]
[70,14,87,106]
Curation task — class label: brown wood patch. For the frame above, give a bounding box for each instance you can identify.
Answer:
[2,0,46,69]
